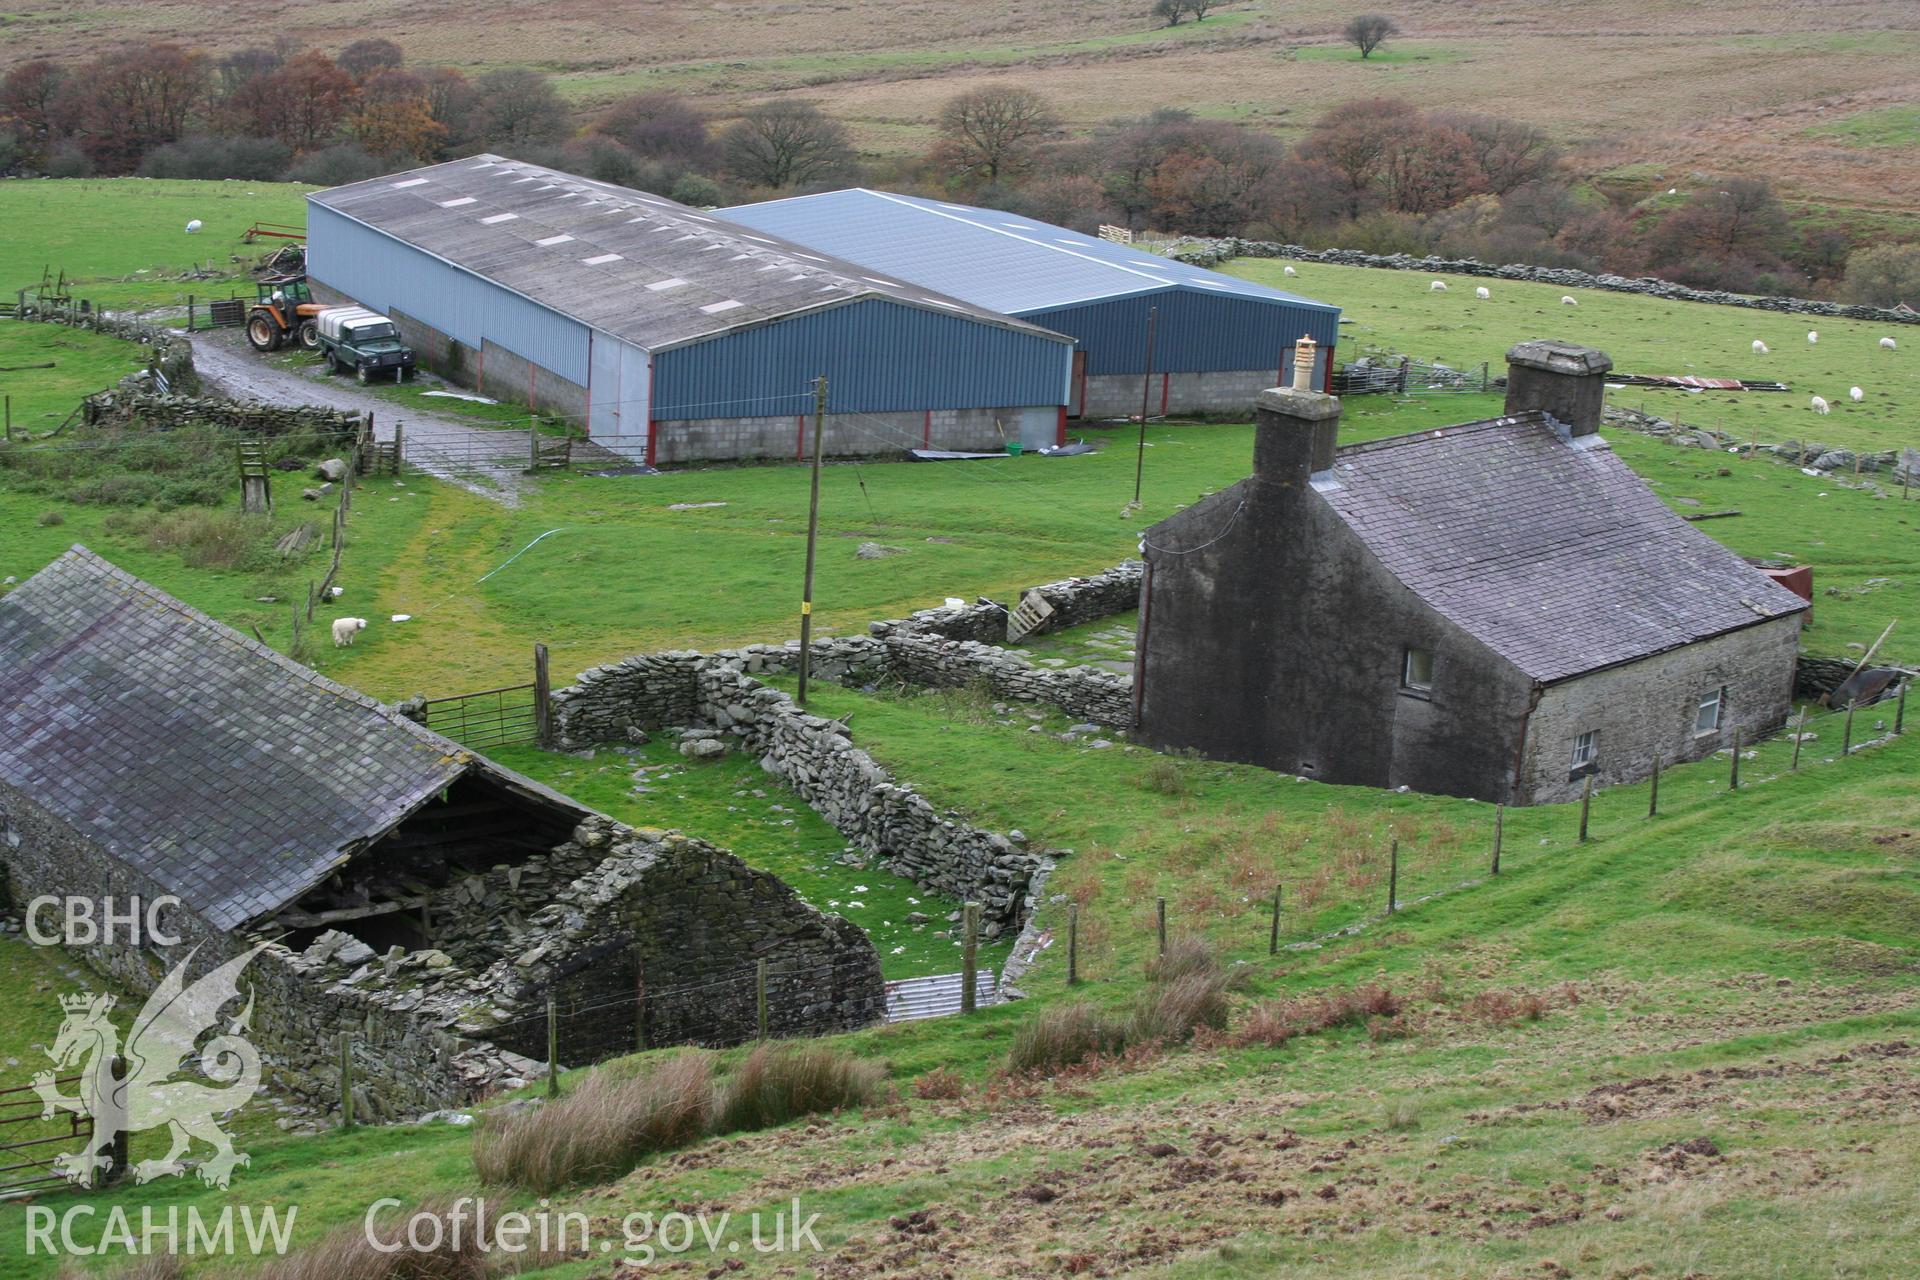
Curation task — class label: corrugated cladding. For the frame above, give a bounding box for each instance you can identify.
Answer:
[654,298,1068,420]
[308,203,594,386]
[1025,288,1342,378]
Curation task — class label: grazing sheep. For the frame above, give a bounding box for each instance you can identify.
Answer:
[1809,395,1830,415]
[1475,286,1491,300]
[1283,265,1298,277]
[1807,330,1819,344]
[331,617,368,647]
[1850,386,1865,402]
[1752,340,1769,354]
[184,219,202,234]
[1560,295,1578,306]
[1881,337,1898,350]
[1429,280,1448,292]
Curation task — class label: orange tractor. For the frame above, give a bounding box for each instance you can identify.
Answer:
[245,278,327,352]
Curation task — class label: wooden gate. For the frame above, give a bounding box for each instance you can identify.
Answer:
[0,1073,102,1199]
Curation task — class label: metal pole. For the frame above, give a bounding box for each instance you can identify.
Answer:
[1578,775,1593,842]
[1730,726,1742,787]
[1386,839,1398,913]
[1155,895,1167,955]
[1648,754,1660,817]
[1268,884,1282,955]
[961,903,980,1014]
[797,375,827,706]
[1491,804,1503,874]
[1133,306,1158,505]
[1897,685,1907,736]
[546,993,559,1098]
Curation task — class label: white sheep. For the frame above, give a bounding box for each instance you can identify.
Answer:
[1475,286,1491,300]
[1429,280,1448,292]
[1809,395,1830,415]
[1752,340,1769,354]
[1807,330,1819,344]
[1850,386,1865,402]
[331,617,368,647]
[184,219,202,234]
[1283,265,1298,277]
[1561,295,1578,306]
[1881,337,1898,350]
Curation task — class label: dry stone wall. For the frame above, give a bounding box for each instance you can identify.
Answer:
[1167,241,1920,327]
[549,564,1146,938]
[12,302,201,397]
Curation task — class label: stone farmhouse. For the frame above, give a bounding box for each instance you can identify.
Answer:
[0,548,883,1115]
[1134,340,1810,804]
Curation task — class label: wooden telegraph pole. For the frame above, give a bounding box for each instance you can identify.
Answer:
[797,375,828,705]
[1132,307,1158,507]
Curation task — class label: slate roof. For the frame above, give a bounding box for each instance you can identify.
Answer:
[0,547,588,931]
[721,187,1339,316]
[1315,414,1809,682]
[309,158,1068,353]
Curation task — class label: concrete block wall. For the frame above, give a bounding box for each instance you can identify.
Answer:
[1080,370,1300,419]
[651,405,1050,465]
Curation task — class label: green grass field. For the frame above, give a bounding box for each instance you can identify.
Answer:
[0,179,313,311]
[0,322,149,429]
[4,193,1920,1276]
[1228,258,1920,455]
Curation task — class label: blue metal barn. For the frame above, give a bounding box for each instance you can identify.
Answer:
[307,158,1076,463]
[721,189,1342,417]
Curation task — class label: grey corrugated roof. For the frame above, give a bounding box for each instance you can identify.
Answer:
[309,158,1069,353]
[720,188,1340,316]
[1317,414,1809,682]
[0,547,587,930]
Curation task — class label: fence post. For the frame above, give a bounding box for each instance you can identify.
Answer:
[546,993,559,1099]
[393,421,404,471]
[1578,775,1593,842]
[4,393,11,441]
[1268,884,1282,955]
[187,295,195,332]
[756,958,769,1041]
[1386,839,1399,914]
[533,642,552,747]
[1792,707,1806,770]
[338,1035,355,1130]
[1648,754,1661,817]
[1897,685,1908,736]
[529,424,541,474]
[1491,805,1503,875]
[960,903,980,1015]
[1729,727,1742,789]
[104,1055,129,1187]
[1155,896,1167,956]
[1067,902,1079,986]
[1843,702,1855,755]
[306,578,316,624]
[633,952,648,1052]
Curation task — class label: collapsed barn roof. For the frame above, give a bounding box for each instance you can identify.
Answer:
[308,157,1070,354]
[0,547,589,930]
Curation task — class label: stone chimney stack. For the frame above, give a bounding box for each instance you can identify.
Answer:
[1254,334,1341,487]
[1504,340,1612,438]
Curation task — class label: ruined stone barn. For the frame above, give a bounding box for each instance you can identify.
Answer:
[1134,341,1810,804]
[721,188,1342,417]
[306,156,1077,464]
[0,548,884,1102]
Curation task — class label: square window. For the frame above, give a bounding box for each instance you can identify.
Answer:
[1401,648,1434,693]
[1570,730,1599,771]
[1695,687,1726,734]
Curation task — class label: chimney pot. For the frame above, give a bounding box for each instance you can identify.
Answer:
[1290,334,1318,392]
[1504,339,1612,437]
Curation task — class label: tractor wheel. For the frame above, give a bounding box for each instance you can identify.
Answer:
[356,366,371,385]
[246,314,281,352]
[297,320,320,351]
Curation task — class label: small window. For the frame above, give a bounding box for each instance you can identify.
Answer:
[1401,648,1434,693]
[1570,730,1599,772]
[1695,687,1726,734]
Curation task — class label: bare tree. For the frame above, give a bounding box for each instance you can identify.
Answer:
[1430,112,1558,194]
[1152,0,1185,27]
[1186,0,1220,18]
[1840,243,1920,307]
[597,91,713,170]
[932,84,1058,189]
[1343,14,1399,59]
[471,66,570,149]
[720,100,855,190]
[337,38,405,81]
